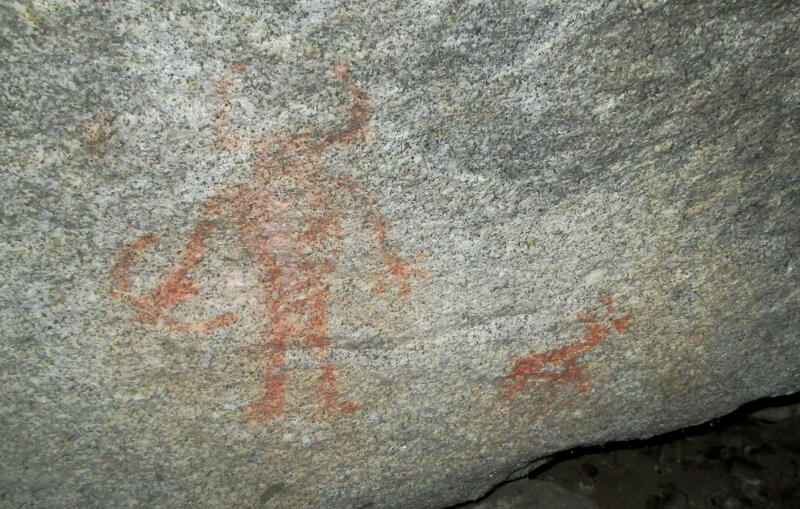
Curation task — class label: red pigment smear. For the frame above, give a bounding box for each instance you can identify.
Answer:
[210,63,247,152]
[110,63,427,420]
[109,223,235,331]
[319,364,358,415]
[612,314,632,334]
[167,312,240,334]
[370,251,429,301]
[502,295,632,400]
[110,234,160,296]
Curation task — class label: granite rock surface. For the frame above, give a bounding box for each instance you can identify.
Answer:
[1,0,799,507]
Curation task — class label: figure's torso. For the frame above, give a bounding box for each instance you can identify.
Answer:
[229,174,346,270]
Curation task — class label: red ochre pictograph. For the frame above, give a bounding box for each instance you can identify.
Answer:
[501,294,632,400]
[110,62,428,420]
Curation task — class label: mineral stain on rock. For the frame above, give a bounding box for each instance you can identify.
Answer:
[502,295,632,399]
[109,63,427,420]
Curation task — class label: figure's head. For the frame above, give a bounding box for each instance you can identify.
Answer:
[211,61,370,182]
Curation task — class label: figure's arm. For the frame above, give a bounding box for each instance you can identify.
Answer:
[109,225,211,326]
[109,62,250,331]
[110,234,162,303]
[140,220,217,325]
[109,190,243,332]
[337,181,428,301]
[318,63,426,299]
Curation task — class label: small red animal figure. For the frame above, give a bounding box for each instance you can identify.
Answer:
[501,294,632,400]
[110,63,427,419]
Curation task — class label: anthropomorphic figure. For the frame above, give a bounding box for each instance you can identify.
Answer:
[110,63,426,419]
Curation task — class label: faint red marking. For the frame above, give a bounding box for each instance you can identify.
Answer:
[501,295,632,399]
[81,110,117,152]
[210,62,247,152]
[110,62,428,420]
[319,364,359,415]
[370,252,429,301]
[612,314,632,334]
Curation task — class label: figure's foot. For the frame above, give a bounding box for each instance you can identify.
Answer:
[332,399,359,415]
[241,371,287,420]
[242,392,286,420]
[317,398,358,418]
[318,365,358,417]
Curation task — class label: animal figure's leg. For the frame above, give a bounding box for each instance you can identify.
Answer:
[553,359,592,393]
[501,354,546,400]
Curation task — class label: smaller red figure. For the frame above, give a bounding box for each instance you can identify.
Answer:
[501,294,632,400]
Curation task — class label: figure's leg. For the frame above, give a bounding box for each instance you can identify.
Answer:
[304,285,330,348]
[295,276,357,415]
[318,364,358,416]
[242,259,316,420]
[242,320,291,420]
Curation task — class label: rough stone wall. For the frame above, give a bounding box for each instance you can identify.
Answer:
[1,1,798,507]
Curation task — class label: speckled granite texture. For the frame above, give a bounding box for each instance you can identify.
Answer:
[1,1,798,507]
